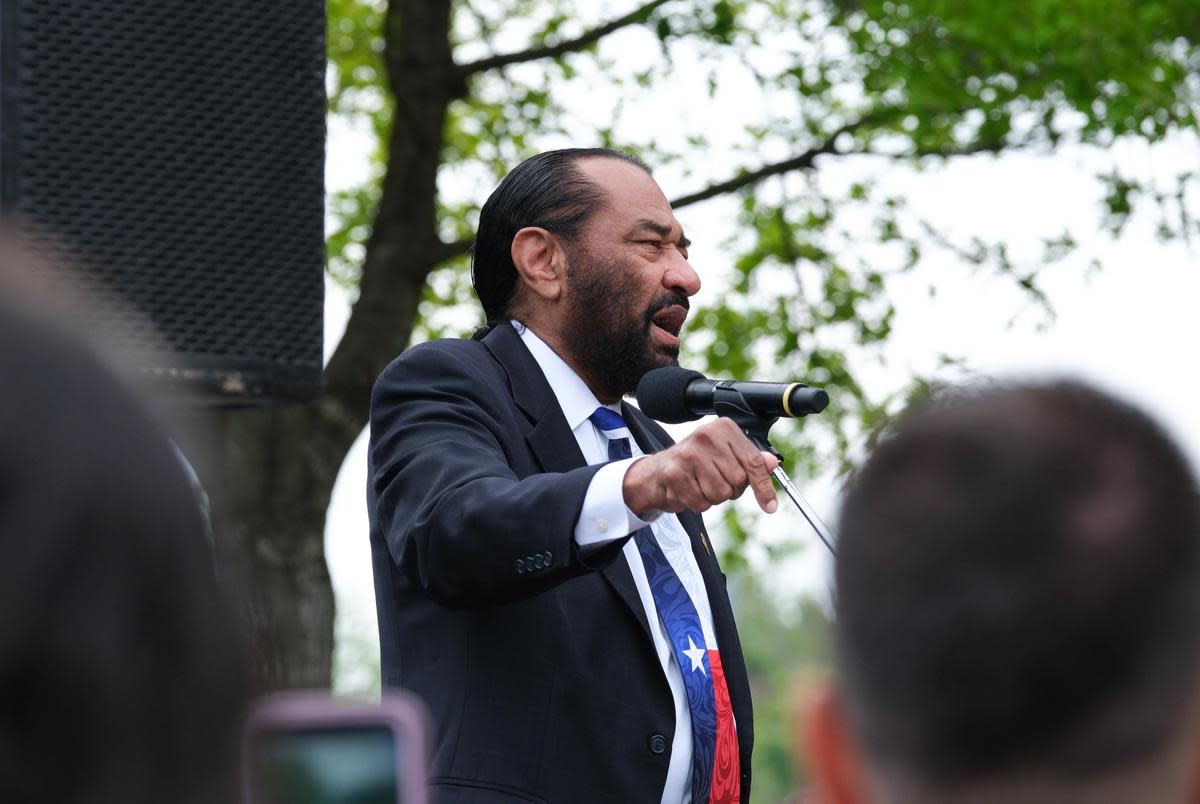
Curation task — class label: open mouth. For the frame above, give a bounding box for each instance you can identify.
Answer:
[650,304,688,338]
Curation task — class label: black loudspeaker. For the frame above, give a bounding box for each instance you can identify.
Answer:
[0,0,326,405]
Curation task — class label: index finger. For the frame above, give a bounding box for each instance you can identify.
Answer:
[751,450,780,513]
[731,436,778,513]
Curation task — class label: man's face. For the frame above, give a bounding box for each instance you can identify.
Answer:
[557,158,700,400]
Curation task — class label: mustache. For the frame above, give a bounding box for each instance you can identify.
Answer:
[644,290,690,324]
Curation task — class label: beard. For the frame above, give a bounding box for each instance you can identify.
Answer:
[559,245,688,400]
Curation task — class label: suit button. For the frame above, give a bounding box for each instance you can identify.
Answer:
[543,550,552,564]
[515,559,526,574]
[648,733,667,754]
[533,554,545,569]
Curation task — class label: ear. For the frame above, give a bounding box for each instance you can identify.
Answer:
[511,226,567,304]
[805,684,869,804]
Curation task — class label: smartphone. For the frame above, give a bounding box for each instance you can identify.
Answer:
[242,691,429,804]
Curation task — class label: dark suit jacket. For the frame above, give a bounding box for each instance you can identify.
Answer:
[368,323,753,803]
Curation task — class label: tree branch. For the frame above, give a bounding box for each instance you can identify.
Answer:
[874,140,1014,160]
[670,118,872,209]
[666,112,1016,209]
[458,0,669,76]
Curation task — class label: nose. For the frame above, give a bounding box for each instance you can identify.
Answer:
[664,249,701,297]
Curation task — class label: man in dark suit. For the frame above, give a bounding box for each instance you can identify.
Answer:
[368,149,779,803]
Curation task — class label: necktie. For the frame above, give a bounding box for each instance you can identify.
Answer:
[589,406,740,804]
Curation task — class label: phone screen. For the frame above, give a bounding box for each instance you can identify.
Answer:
[251,725,402,804]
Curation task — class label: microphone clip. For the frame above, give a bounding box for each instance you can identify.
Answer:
[711,384,838,554]
[711,384,783,459]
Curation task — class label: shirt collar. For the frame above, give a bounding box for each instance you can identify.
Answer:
[514,321,617,430]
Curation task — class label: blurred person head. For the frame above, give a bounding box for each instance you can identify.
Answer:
[806,380,1200,804]
[0,230,248,804]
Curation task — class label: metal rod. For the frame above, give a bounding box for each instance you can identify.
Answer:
[772,465,836,555]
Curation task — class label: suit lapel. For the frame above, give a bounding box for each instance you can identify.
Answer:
[600,554,654,641]
[482,324,586,472]
[481,325,651,638]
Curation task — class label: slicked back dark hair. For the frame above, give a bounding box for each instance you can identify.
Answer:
[471,148,651,322]
[835,380,1200,786]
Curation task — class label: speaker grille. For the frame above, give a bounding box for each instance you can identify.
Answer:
[1,0,326,404]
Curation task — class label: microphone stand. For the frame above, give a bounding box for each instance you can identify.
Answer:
[770,464,836,555]
[712,388,837,555]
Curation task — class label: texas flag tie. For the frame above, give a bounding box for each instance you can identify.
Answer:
[590,406,740,804]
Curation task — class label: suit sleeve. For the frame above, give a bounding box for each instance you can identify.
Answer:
[368,342,626,607]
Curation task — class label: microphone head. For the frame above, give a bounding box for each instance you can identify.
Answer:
[636,366,706,423]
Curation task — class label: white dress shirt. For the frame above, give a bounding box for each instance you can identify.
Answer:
[517,322,722,804]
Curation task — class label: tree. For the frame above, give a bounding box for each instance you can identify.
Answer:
[208,0,1199,688]
[727,574,832,802]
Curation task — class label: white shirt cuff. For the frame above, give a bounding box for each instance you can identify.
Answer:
[575,457,659,547]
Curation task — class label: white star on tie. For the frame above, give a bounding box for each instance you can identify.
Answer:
[683,635,707,676]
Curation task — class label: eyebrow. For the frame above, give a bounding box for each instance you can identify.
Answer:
[630,218,691,250]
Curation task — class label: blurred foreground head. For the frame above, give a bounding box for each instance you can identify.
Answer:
[0,232,247,803]
[809,380,1200,804]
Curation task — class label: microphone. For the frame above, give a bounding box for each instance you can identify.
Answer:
[635,366,829,424]
[637,365,838,554]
